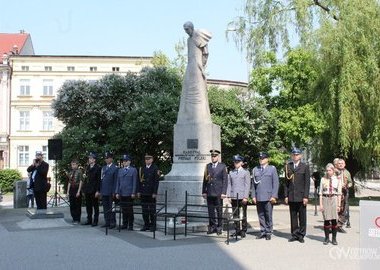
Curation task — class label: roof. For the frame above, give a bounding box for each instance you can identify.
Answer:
[0,33,31,55]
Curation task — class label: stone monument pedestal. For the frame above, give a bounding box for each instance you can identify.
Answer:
[158,122,220,212]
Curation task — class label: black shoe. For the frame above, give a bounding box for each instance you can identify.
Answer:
[298,237,305,243]
[91,222,98,227]
[140,227,148,231]
[288,237,298,242]
[231,231,240,237]
[337,227,347,233]
[109,224,116,229]
[265,235,271,240]
[217,229,222,235]
[149,226,155,232]
[240,231,246,238]
[127,227,134,231]
[82,221,92,225]
[121,224,128,230]
[101,224,110,228]
[256,234,266,239]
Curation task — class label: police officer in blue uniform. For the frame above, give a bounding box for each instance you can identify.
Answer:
[202,149,228,235]
[284,148,310,243]
[227,154,251,238]
[252,152,279,240]
[115,154,138,230]
[100,151,118,229]
[137,154,160,231]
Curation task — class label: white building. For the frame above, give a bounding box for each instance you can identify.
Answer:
[6,54,152,176]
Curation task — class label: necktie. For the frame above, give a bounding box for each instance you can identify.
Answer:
[213,163,216,168]
[261,166,264,172]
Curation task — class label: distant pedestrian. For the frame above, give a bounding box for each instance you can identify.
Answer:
[251,152,279,240]
[202,149,228,235]
[337,158,352,232]
[26,172,34,208]
[227,154,250,238]
[67,159,83,224]
[319,163,342,245]
[284,148,310,243]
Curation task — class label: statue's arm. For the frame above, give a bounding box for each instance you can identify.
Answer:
[202,45,209,67]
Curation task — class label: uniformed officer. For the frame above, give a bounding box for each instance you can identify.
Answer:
[251,152,279,240]
[227,154,251,238]
[137,154,160,231]
[284,148,310,243]
[82,152,101,226]
[115,154,138,230]
[202,149,228,235]
[100,151,118,229]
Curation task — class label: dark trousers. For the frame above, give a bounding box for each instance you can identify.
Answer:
[256,201,273,235]
[34,190,47,209]
[85,192,99,223]
[231,199,247,232]
[289,201,307,239]
[141,195,156,228]
[69,195,82,222]
[26,194,34,208]
[120,196,134,227]
[338,190,350,226]
[207,196,223,229]
[102,195,116,226]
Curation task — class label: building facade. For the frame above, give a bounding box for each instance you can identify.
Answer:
[5,55,152,176]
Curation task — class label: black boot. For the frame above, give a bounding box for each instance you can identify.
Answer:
[323,226,330,245]
[331,226,338,245]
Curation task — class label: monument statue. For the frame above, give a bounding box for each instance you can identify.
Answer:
[177,21,212,123]
[158,22,221,211]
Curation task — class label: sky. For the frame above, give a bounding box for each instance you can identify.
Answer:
[0,0,249,82]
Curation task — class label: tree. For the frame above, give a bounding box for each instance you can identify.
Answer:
[208,86,271,168]
[53,66,182,182]
[228,0,380,178]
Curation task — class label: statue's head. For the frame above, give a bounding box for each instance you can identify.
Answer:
[183,21,194,36]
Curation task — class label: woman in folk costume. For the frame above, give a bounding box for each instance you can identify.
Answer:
[319,163,342,245]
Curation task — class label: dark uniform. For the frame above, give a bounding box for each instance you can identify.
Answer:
[203,149,228,235]
[27,151,49,210]
[82,152,101,226]
[284,148,310,243]
[100,152,118,228]
[138,154,160,231]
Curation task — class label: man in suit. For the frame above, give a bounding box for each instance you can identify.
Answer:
[252,152,279,240]
[115,154,138,230]
[284,148,310,243]
[137,154,160,231]
[100,151,118,229]
[82,152,101,226]
[227,154,251,238]
[202,149,228,235]
[27,151,49,210]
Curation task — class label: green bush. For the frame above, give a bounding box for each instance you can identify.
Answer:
[0,169,22,193]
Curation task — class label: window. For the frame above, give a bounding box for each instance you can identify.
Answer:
[90,66,97,72]
[19,79,31,96]
[44,66,52,71]
[21,66,29,71]
[42,111,53,131]
[19,111,30,130]
[18,145,29,166]
[42,145,48,158]
[67,66,75,71]
[112,67,120,72]
[43,79,54,96]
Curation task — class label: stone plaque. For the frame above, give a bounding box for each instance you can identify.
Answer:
[187,139,198,149]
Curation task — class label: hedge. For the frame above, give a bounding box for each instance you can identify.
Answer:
[0,169,23,193]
